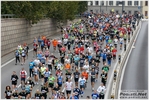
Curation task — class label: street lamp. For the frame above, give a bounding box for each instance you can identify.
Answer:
[117,1,124,14]
[100,1,104,13]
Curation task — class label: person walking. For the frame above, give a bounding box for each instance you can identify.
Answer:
[15,48,20,65]
[97,83,106,99]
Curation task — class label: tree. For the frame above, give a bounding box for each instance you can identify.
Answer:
[1,1,87,24]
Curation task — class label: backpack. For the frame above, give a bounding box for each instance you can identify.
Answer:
[15,51,19,57]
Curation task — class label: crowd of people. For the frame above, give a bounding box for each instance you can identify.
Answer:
[4,11,138,99]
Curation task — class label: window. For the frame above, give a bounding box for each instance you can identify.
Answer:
[134,11,138,14]
[134,1,138,6]
[101,1,104,5]
[145,11,148,16]
[109,1,113,5]
[95,1,99,5]
[90,1,93,5]
[116,1,119,5]
[123,1,125,6]
[145,1,148,6]
[128,11,131,14]
[128,1,132,5]
[117,1,125,5]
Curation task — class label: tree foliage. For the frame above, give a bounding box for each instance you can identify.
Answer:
[1,1,87,24]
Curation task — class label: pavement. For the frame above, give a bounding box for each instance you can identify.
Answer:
[1,25,129,99]
[121,22,148,92]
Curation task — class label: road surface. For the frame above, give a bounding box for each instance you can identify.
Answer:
[121,21,148,93]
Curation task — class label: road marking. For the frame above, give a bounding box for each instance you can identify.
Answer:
[62,76,73,92]
[1,49,33,68]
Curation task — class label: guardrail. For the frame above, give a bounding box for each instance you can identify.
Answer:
[105,19,142,99]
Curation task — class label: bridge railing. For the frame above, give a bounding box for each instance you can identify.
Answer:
[105,20,142,99]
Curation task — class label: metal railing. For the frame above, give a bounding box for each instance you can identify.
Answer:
[1,14,16,18]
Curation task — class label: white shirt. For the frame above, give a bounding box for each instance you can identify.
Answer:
[114,39,118,44]
[65,82,73,90]
[48,59,52,65]
[65,59,70,64]
[83,65,90,72]
[97,86,106,94]
[87,47,93,53]
[63,39,68,44]
[119,38,123,43]
[34,59,40,66]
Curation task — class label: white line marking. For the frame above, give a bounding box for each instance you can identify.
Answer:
[62,76,73,92]
[1,49,33,68]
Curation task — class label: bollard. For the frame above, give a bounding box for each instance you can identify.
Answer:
[128,35,130,42]
[118,55,121,63]
[124,44,126,51]
[114,70,117,81]
[111,95,114,99]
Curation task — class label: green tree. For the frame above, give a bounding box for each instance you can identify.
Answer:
[1,1,87,24]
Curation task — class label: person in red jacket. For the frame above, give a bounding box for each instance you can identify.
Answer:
[20,67,27,86]
[112,47,117,61]
[79,45,84,54]
[74,46,80,55]
[47,39,51,50]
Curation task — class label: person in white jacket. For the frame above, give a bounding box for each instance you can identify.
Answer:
[83,62,90,73]
[97,83,106,99]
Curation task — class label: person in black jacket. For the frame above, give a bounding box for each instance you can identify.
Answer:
[41,83,48,99]
[4,86,12,99]
[11,71,19,91]
[106,52,112,67]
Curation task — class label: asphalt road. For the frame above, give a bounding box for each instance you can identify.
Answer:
[121,22,148,91]
[1,26,125,99]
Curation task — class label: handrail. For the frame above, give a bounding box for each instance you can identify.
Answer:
[108,20,141,99]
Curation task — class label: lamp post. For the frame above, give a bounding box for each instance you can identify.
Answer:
[118,1,124,14]
[100,1,104,13]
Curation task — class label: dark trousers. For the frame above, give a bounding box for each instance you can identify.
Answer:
[99,94,104,99]
[29,69,33,77]
[48,64,52,71]
[16,56,20,64]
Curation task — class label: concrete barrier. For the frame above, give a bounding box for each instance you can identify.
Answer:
[1,18,80,65]
[105,20,142,99]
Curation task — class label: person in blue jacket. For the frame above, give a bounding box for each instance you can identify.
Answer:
[102,52,107,65]
[29,59,35,77]
[91,90,99,99]
[70,93,78,99]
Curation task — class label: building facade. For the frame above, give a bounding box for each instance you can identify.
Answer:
[142,1,148,18]
[87,1,143,14]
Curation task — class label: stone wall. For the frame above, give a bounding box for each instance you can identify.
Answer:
[1,18,79,64]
